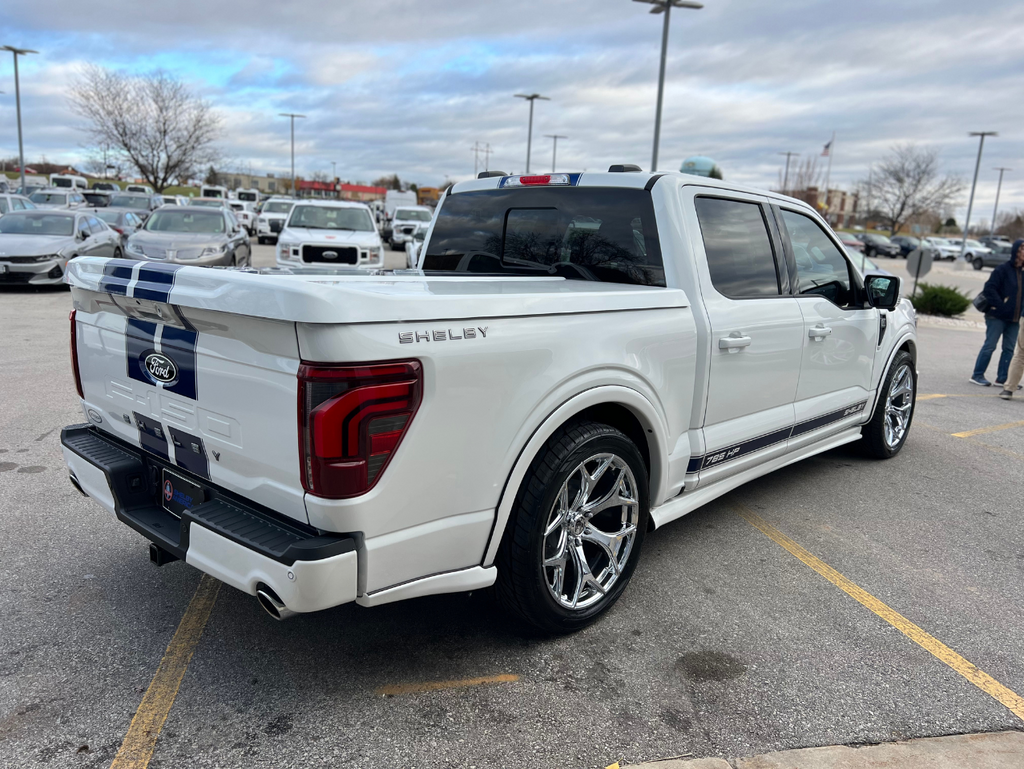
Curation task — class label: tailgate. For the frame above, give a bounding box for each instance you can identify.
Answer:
[72,275,307,524]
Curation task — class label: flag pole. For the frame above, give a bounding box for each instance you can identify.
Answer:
[822,131,835,224]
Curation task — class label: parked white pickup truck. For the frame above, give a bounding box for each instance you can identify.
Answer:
[275,199,384,269]
[62,170,916,632]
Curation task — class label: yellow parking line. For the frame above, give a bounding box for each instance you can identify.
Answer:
[917,394,994,401]
[734,503,1024,722]
[952,420,1024,438]
[916,394,949,401]
[377,673,518,696]
[110,575,221,769]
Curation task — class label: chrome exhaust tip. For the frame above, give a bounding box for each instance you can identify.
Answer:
[68,472,88,497]
[256,585,297,621]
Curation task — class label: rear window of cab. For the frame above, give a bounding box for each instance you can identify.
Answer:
[422,187,665,287]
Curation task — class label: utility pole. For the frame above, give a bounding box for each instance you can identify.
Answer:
[2,45,38,193]
[991,167,1011,236]
[544,134,568,171]
[483,143,492,172]
[331,160,336,179]
[514,94,549,174]
[471,142,486,176]
[958,131,997,266]
[821,132,835,224]
[779,152,798,194]
[278,112,306,196]
[633,0,703,172]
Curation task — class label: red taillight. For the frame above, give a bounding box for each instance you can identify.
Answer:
[297,360,422,499]
[70,310,84,398]
[519,175,552,185]
[112,226,124,234]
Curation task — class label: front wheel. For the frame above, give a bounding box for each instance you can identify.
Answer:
[973,258,984,271]
[862,350,916,458]
[496,420,649,633]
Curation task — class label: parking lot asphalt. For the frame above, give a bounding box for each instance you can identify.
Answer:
[2,260,1024,768]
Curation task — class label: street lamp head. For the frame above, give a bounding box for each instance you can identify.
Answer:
[1,46,39,55]
[514,93,550,101]
[969,131,997,137]
[279,113,307,119]
[634,0,704,13]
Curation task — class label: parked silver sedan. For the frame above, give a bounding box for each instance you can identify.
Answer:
[124,206,251,267]
[0,210,121,286]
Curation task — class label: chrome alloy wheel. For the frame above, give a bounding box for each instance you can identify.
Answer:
[542,453,640,610]
[884,363,914,449]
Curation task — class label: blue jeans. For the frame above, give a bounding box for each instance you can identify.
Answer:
[973,316,1020,382]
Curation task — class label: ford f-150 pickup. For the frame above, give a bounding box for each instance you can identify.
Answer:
[61,170,917,632]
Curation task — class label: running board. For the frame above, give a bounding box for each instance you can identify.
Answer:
[650,427,863,529]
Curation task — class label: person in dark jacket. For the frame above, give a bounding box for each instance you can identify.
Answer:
[971,238,1024,386]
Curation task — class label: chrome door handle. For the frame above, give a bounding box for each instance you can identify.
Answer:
[809,325,833,340]
[719,334,752,352]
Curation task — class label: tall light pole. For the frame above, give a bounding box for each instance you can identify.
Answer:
[991,167,1011,236]
[331,160,336,179]
[2,45,38,193]
[958,131,997,265]
[278,112,305,196]
[779,151,798,194]
[544,134,568,171]
[514,93,549,174]
[633,0,703,172]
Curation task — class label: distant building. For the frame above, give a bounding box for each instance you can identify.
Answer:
[790,187,859,228]
[295,180,387,202]
[209,171,289,195]
[680,156,723,179]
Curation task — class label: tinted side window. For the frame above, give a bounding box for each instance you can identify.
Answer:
[88,217,105,234]
[694,197,780,298]
[423,187,664,286]
[780,209,853,306]
[0,199,8,214]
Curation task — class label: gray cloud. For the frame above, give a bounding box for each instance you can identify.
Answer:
[1,0,1022,219]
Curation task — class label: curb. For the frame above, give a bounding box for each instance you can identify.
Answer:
[620,730,1024,769]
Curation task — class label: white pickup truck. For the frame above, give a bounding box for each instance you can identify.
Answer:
[61,170,916,632]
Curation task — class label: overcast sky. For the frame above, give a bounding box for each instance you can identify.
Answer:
[2,0,1022,222]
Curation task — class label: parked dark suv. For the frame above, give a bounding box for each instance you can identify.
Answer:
[858,233,902,258]
[890,236,921,258]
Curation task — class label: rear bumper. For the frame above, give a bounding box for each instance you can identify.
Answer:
[61,424,358,613]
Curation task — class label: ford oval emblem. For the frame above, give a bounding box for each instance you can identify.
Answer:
[145,352,178,384]
[322,250,338,260]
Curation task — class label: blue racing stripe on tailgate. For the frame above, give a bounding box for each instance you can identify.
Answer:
[126,319,159,386]
[133,263,181,303]
[160,325,199,400]
[97,262,134,296]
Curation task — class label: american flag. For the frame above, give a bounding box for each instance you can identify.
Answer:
[821,140,832,157]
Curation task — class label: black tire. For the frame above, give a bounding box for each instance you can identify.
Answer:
[257,237,265,245]
[973,258,984,271]
[862,350,916,459]
[495,420,649,634]
[113,247,122,259]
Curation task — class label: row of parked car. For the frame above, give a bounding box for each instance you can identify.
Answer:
[834,230,1014,270]
[0,184,437,286]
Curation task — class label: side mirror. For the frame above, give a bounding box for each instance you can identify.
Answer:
[865,274,901,311]
[77,228,90,241]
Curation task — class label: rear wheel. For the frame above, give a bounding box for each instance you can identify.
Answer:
[862,350,916,458]
[973,258,984,271]
[113,247,122,259]
[496,420,649,633]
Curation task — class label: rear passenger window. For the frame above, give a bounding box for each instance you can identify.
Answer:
[423,187,665,287]
[779,209,853,306]
[694,197,780,298]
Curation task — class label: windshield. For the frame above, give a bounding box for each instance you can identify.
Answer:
[51,178,73,188]
[966,239,984,248]
[144,210,225,234]
[0,212,75,236]
[190,200,223,208]
[94,211,122,224]
[160,197,179,205]
[395,209,432,222]
[238,192,258,202]
[423,187,665,287]
[110,195,150,208]
[288,205,375,231]
[30,192,68,205]
[229,203,244,211]
[263,201,292,214]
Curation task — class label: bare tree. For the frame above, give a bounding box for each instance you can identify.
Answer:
[372,173,404,191]
[863,144,963,236]
[777,156,821,194]
[68,65,221,193]
[996,209,1024,241]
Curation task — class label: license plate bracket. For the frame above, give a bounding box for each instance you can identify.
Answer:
[161,468,206,518]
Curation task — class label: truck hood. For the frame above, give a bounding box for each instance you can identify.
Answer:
[280,228,380,246]
[67,256,687,324]
[0,234,74,257]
